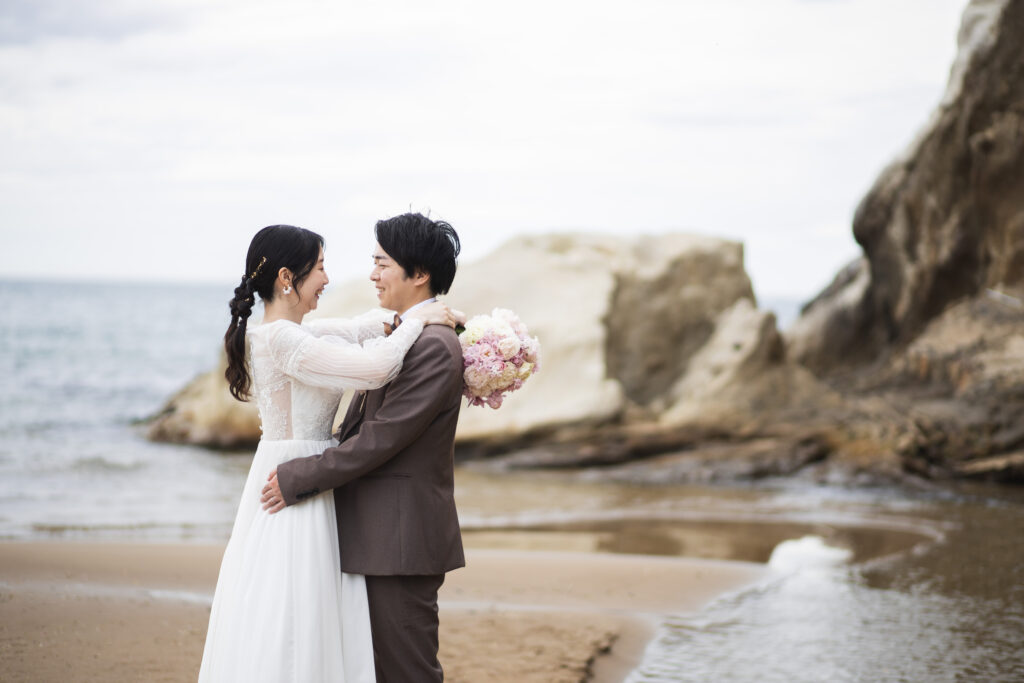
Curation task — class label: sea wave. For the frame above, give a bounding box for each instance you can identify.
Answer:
[68,455,147,472]
[767,535,853,571]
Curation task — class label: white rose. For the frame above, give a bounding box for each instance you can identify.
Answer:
[497,334,521,360]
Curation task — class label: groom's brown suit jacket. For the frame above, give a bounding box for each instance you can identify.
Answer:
[275,323,465,576]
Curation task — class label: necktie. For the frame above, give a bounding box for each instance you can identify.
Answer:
[382,314,402,336]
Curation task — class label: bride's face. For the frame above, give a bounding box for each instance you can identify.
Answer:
[294,247,328,314]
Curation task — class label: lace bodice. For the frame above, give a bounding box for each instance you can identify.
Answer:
[246,311,425,441]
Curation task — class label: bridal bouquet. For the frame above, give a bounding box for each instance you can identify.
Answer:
[459,308,541,409]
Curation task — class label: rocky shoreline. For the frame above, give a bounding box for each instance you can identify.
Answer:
[147,0,1024,486]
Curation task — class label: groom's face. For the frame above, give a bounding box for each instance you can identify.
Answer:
[370,242,418,313]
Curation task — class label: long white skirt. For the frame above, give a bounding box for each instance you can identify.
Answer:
[199,438,375,683]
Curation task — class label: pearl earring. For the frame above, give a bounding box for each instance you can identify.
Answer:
[283,285,292,295]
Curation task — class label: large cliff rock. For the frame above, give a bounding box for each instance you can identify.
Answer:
[791,0,1024,371]
[148,233,796,449]
[785,0,1024,483]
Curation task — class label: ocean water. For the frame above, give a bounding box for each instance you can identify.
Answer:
[618,483,1024,683]
[455,468,1024,682]
[0,278,250,541]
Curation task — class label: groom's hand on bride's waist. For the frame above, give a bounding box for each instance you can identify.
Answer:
[261,469,286,514]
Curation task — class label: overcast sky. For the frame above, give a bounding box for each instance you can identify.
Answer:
[1,0,967,300]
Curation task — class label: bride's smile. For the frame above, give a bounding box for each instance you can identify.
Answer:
[292,247,329,314]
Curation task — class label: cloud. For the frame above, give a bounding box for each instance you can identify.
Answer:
[0,0,183,45]
[0,0,968,297]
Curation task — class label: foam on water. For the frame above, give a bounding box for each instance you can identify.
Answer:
[767,535,853,572]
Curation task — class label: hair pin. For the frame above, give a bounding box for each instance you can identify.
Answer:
[249,256,267,280]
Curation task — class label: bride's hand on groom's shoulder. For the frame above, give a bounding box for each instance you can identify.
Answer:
[407,301,465,329]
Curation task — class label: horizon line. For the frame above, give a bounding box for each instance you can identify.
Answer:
[0,274,814,304]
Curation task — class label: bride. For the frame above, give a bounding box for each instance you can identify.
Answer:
[199,225,460,682]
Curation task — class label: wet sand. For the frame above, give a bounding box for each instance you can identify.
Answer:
[0,542,767,682]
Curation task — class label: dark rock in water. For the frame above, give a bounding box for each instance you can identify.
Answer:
[464,429,832,485]
[955,451,1024,479]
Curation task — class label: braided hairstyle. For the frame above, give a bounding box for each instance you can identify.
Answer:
[225,225,325,401]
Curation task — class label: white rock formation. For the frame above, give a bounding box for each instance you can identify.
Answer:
[442,234,627,440]
[149,232,769,447]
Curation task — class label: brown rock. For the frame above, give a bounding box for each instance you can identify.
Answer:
[791,0,1024,371]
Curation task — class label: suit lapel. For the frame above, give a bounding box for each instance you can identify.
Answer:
[336,389,371,443]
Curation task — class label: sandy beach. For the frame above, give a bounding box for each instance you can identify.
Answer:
[0,542,766,682]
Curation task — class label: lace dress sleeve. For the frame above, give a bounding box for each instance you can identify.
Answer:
[305,309,394,343]
[265,318,425,391]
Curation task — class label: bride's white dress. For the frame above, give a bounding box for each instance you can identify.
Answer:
[198,311,424,683]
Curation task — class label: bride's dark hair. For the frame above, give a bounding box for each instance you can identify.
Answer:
[225,225,325,401]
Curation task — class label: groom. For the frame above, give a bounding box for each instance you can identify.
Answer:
[260,212,465,682]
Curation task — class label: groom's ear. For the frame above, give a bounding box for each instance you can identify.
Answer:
[412,269,431,289]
